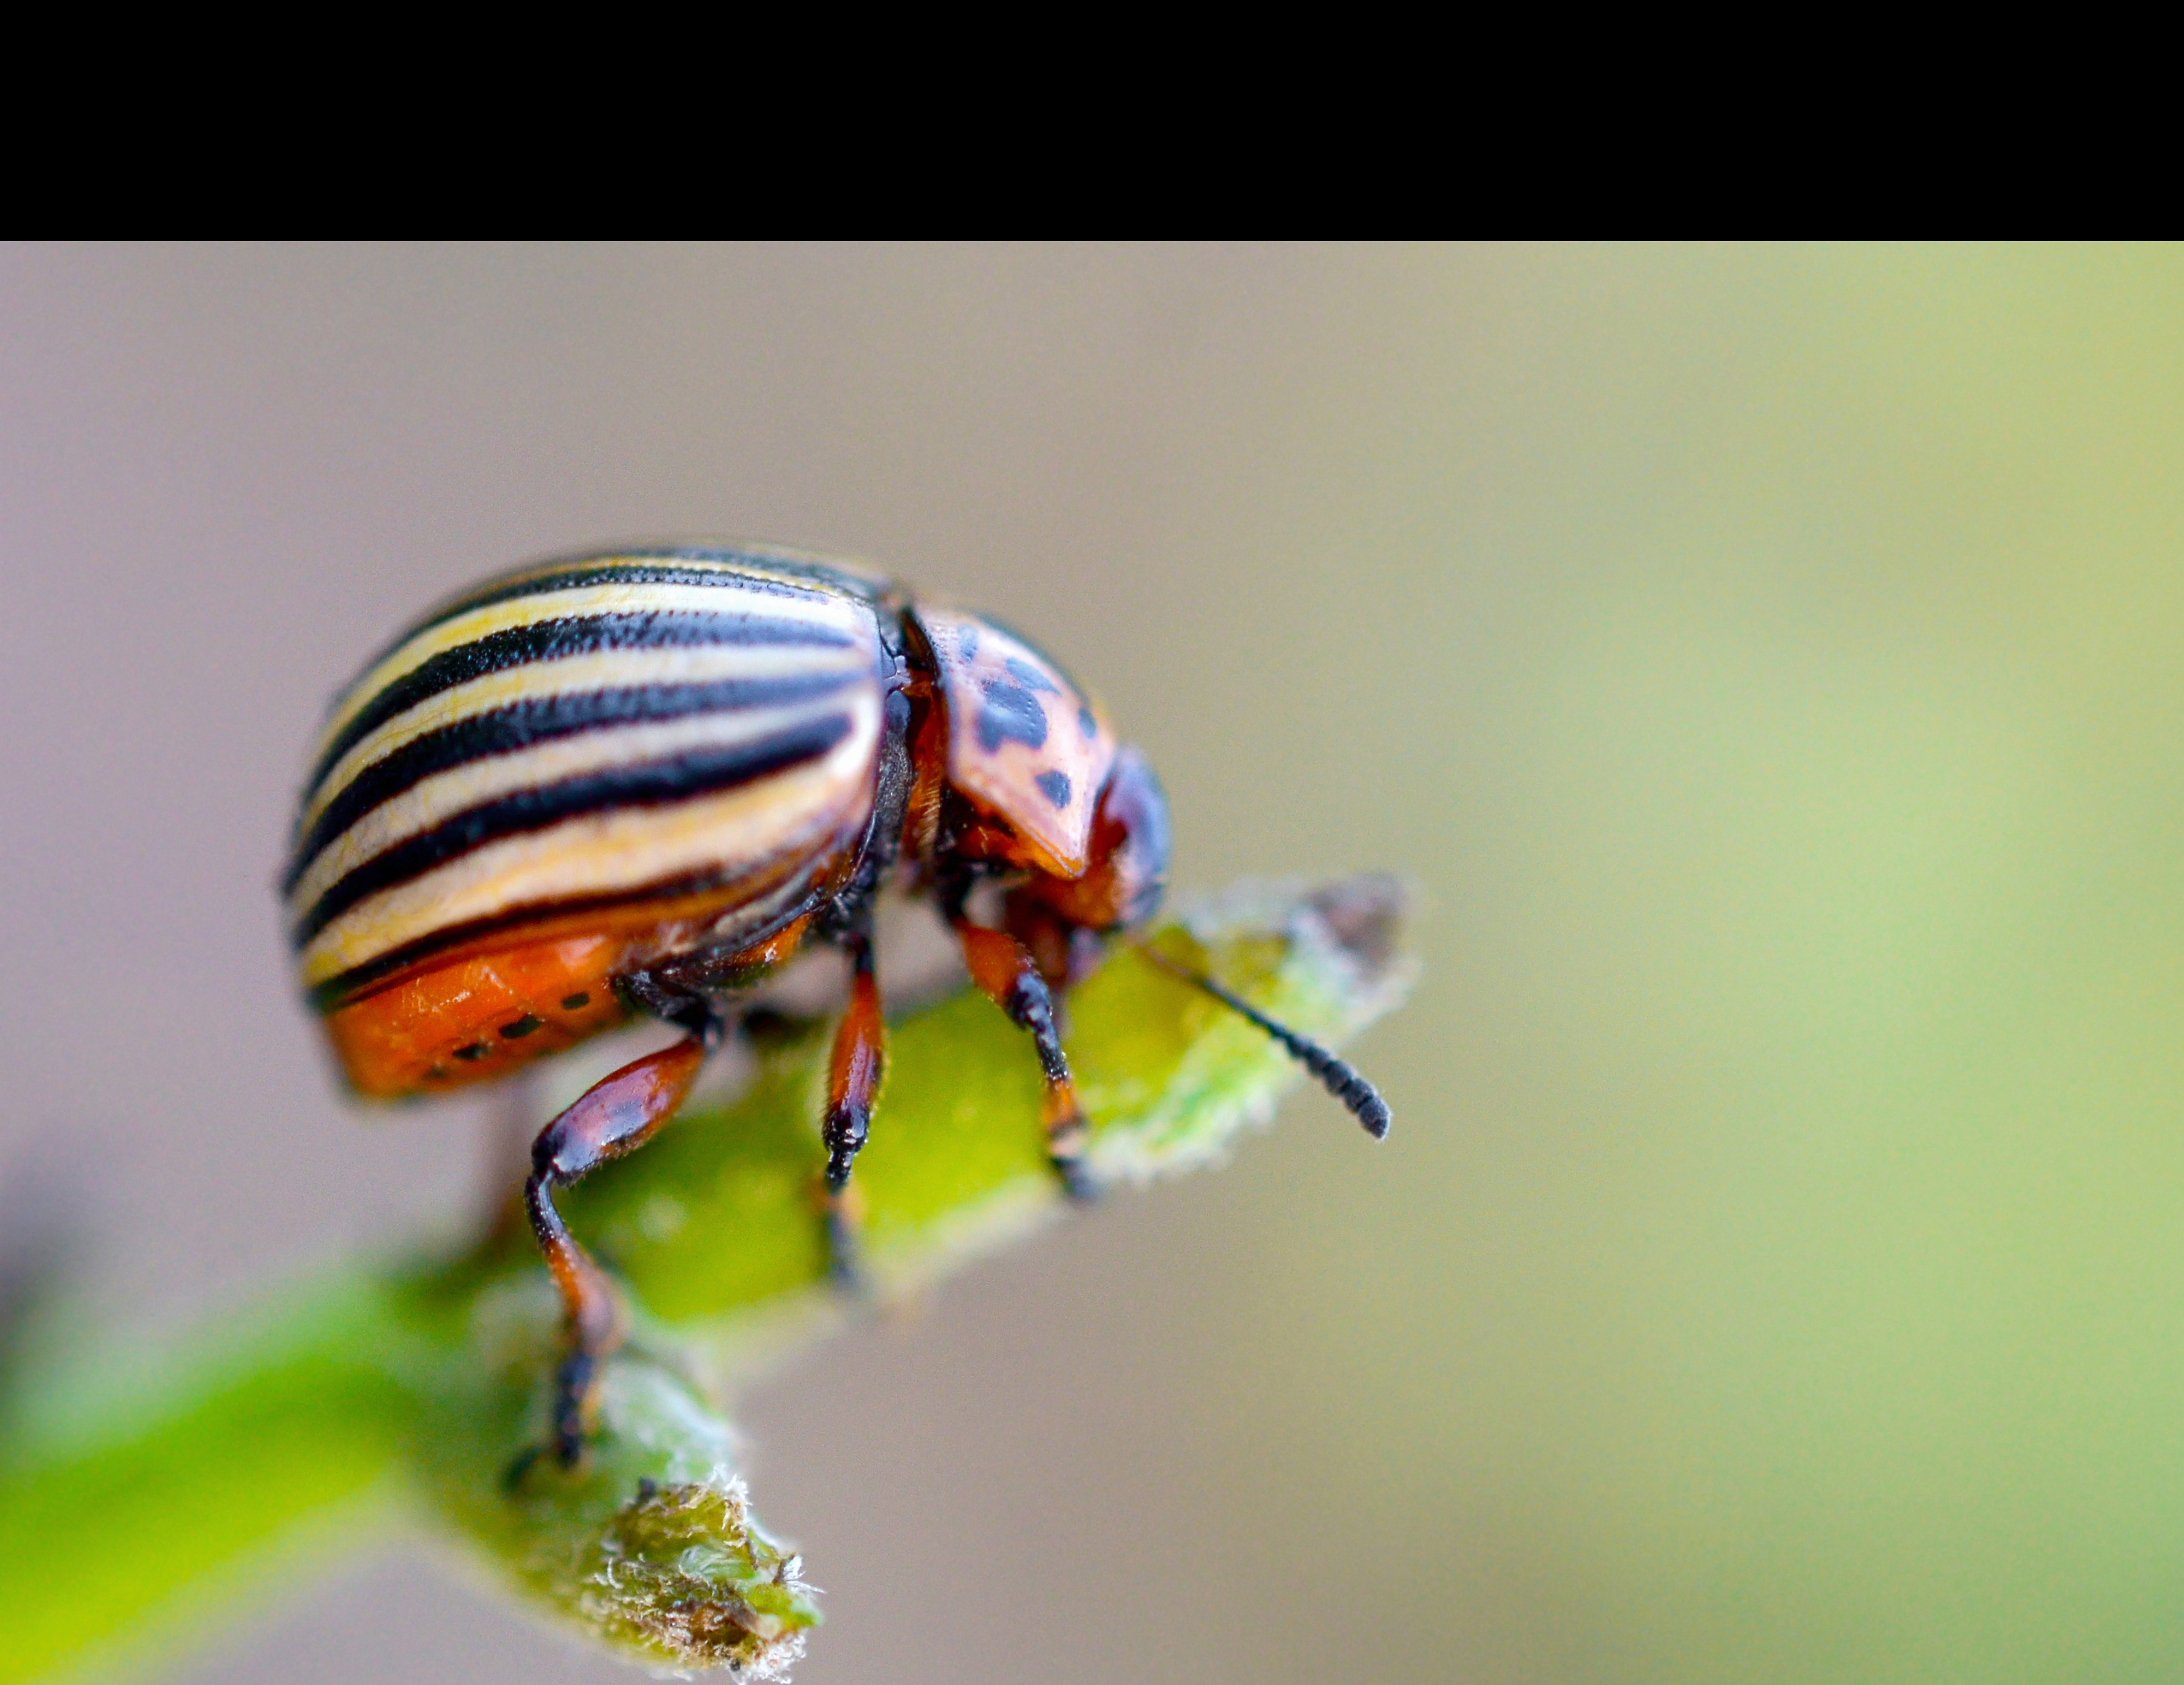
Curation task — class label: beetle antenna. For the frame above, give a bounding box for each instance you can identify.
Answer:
[1136,943,1390,1138]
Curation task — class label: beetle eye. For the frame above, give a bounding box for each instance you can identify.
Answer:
[1095,746,1169,928]
[1019,746,1169,931]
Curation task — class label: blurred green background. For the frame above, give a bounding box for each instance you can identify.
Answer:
[2,244,2180,1682]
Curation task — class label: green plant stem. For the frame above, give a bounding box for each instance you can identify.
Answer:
[0,1275,412,1682]
[0,878,1410,1682]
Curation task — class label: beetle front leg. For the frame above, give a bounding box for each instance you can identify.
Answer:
[517,1034,708,1472]
[955,922,1099,1202]
[820,925,886,1289]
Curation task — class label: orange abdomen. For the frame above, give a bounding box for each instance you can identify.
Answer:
[323,932,632,1099]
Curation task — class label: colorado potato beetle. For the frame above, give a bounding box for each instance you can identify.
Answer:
[285,543,1388,1465]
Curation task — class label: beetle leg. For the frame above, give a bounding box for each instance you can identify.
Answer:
[820,925,886,1289]
[519,1034,708,1470]
[954,922,1099,1202]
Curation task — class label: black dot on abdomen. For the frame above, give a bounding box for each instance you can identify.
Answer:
[562,993,591,1010]
[500,1014,543,1039]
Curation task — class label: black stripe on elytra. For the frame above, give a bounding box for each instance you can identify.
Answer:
[287,669,862,892]
[292,711,855,950]
[310,609,861,798]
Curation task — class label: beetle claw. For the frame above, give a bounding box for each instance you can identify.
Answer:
[823,1186,870,1295]
[1054,1155,1102,1204]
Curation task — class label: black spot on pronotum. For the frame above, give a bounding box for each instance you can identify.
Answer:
[501,1014,542,1039]
[977,680,1049,752]
[453,1041,491,1061]
[1078,705,1098,740]
[561,992,591,1010]
[1004,656,1059,693]
[1035,769,1072,808]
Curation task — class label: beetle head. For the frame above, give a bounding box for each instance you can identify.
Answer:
[911,603,1169,979]
[994,745,1170,990]
[1010,744,1169,931]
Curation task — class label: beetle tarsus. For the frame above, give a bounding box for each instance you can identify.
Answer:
[824,1193,868,1292]
[818,925,887,1286]
[515,1037,708,1480]
[1052,1150,1102,1203]
[957,920,1109,1199]
[822,1110,867,1192]
[551,1347,597,1467]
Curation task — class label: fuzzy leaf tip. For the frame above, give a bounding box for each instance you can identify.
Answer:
[577,1474,818,1678]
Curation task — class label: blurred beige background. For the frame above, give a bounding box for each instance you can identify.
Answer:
[4,243,2183,1682]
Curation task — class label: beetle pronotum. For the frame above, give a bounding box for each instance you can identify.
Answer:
[285,544,1389,1466]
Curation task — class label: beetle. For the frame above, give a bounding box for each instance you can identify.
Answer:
[285,543,1388,1466]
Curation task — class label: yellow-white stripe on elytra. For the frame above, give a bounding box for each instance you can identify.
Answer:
[308,576,872,769]
[298,638,877,839]
[295,688,882,990]
[442,546,877,610]
[287,697,871,922]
